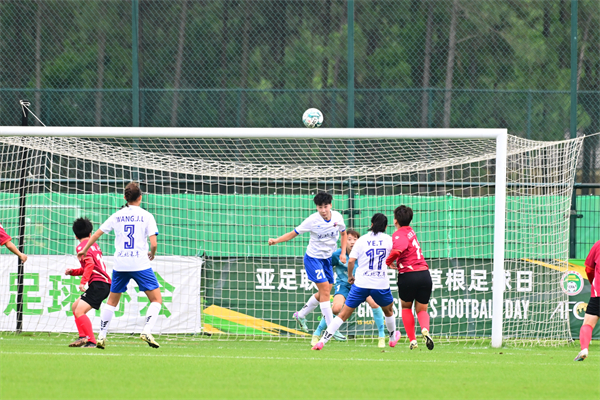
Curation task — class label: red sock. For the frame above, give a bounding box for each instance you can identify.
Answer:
[74,315,86,338]
[580,324,593,350]
[401,309,416,341]
[75,315,96,344]
[417,311,430,332]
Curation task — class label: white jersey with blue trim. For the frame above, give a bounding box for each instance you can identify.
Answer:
[294,211,346,259]
[349,231,393,290]
[99,205,159,272]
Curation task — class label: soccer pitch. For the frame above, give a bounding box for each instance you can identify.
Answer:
[1,335,598,400]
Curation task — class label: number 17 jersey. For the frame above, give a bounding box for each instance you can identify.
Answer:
[100,205,159,272]
[349,231,393,290]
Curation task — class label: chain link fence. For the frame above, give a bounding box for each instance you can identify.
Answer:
[1,0,599,186]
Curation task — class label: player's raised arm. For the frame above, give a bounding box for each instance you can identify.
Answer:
[77,228,104,260]
[268,230,298,246]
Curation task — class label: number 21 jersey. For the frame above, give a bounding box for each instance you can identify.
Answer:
[100,205,159,272]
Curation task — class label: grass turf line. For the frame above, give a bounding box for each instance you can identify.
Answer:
[0,335,598,400]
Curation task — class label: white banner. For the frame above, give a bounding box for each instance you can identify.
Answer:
[0,255,202,334]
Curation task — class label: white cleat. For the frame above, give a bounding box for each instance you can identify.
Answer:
[574,348,588,361]
[422,328,434,350]
[409,339,418,350]
[311,335,320,347]
[378,337,386,348]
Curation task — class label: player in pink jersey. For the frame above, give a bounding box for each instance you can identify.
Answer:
[65,218,111,347]
[574,239,600,361]
[386,205,434,350]
[0,223,27,263]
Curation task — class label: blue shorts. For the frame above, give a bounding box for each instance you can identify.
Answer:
[345,285,394,309]
[334,282,351,298]
[304,255,334,284]
[110,268,160,293]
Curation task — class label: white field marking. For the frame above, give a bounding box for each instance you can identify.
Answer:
[0,351,590,367]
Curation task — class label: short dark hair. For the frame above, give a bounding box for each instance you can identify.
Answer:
[346,229,360,239]
[369,213,388,234]
[73,217,93,239]
[125,182,142,203]
[313,191,332,206]
[394,205,413,226]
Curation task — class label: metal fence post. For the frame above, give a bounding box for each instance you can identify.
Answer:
[347,0,354,128]
[569,0,577,139]
[132,0,140,127]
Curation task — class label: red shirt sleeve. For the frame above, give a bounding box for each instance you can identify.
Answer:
[0,225,12,246]
[386,249,401,267]
[585,242,598,271]
[80,257,95,285]
[70,267,84,276]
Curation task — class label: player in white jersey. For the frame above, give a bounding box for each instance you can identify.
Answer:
[312,213,401,350]
[77,182,162,349]
[268,192,347,334]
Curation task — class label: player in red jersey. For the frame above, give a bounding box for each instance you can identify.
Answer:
[0,223,27,263]
[386,205,434,350]
[574,239,600,361]
[65,218,111,347]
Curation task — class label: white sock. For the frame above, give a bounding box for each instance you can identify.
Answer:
[297,294,320,319]
[385,315,396,336]
[143,302,162,334]
[99,304,116,339]
[320,301,334,326]
[321,316,344,344]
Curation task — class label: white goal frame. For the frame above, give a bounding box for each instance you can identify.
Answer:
[0,126,508,347]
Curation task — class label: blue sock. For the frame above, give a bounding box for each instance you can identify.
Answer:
[372,307,385,337]
[314,318,328,337]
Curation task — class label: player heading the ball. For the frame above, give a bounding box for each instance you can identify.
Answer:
[269,192,347,333]
[65,218,111,348]
[78,182,162,349]
[574,239,599,362]
[386,205,434,350]
[313,213,401,351]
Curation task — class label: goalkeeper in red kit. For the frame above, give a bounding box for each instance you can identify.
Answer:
[65,218,111,347]
[574,239,600,361]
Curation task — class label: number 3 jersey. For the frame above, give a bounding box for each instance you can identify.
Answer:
[349,231,393,290]
[74,240,111,285]
[100,205,159,272]
[386,226,429,273]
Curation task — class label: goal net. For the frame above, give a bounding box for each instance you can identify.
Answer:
[0,128,583,345]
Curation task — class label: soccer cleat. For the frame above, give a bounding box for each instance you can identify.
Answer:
[378,337,386,348]
[312,342,324,351]
[389,331,401,348]
[333,331,347,342]
[422,328,434,350]
[96,338,106,350]
[140,332,160,349]
[68,337,88,347]
[82,342,97,348]
[311,335,320,346]
[574,348,588,361]
[409,340,419,350]
[293,312,309,333]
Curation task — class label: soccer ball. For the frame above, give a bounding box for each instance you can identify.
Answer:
[302,108,323,128]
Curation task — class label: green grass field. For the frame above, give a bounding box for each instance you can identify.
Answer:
[1,334,598,400]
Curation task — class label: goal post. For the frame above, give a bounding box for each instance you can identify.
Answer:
[0,126,583,347]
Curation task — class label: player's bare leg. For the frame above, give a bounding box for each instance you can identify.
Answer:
[575,314,598,361]
[97,292,121,349]
[416,301,434,350]
[140,288,162,349]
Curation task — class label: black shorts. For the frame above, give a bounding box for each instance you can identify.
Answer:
[397,270,432,304]
[586,297,600,317]
[80,281,111,310]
